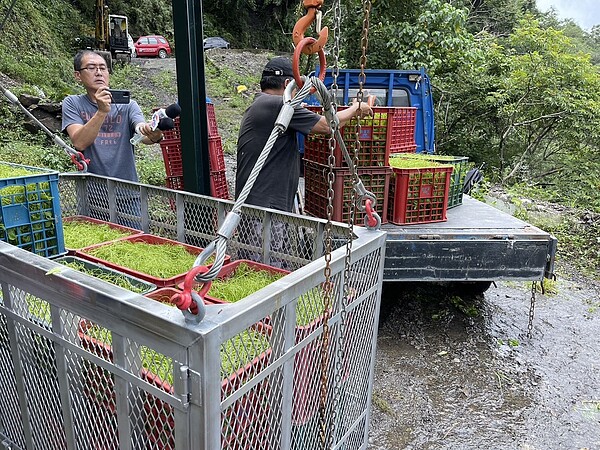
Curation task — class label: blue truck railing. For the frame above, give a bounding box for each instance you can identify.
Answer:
[305,67,435,154]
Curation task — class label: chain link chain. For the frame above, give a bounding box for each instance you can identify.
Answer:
[527,281,537,339]
[318,0,342,445]
[322,0,344,447]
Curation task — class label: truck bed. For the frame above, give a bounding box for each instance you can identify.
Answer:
[381,195,557,282]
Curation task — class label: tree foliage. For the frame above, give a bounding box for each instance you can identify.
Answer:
[434,16,600,210]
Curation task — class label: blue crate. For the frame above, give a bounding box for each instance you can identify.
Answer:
[0,162,65,257]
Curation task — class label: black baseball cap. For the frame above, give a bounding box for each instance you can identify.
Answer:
[262,57,294,77]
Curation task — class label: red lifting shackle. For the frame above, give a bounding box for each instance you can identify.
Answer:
[171,265,212,315]
[365,198,378,228]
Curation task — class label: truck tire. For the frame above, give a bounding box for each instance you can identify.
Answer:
[158,49,167,59]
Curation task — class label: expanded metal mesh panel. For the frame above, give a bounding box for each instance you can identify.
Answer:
[59,174,348,267]
[0,173,385,449]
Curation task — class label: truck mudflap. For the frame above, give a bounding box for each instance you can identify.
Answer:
[381,196,558,282]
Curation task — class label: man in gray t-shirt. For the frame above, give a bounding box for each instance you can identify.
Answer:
[62,50,164,182]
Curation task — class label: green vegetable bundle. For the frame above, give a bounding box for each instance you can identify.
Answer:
[85,240,203,279]
[389,155,451,169]
[60,260,149,293]
[208,262,285,303]
[86,325,269,383]
[63,220,134,249]
[0,164,39,179]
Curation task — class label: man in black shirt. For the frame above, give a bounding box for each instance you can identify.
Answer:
[235,57,372,267]
[236,56,372,212]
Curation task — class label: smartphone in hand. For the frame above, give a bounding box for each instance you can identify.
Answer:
[108,89,131,104]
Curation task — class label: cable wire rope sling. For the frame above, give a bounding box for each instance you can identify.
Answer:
[171,2,379,449]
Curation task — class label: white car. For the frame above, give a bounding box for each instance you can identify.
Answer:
[128,33,136,58]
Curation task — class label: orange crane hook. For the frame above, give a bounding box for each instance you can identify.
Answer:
[292,0,329,55]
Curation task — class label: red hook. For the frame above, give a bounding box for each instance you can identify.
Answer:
[292,37,327,91]
[70,152,90,171]
[292,4,329,55]
[171,265,212,315]
[365,198,378,228]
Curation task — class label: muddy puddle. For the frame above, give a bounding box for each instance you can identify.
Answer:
[368,276,600,449]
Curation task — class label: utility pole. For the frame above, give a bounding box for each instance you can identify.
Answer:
[172,0,211,195]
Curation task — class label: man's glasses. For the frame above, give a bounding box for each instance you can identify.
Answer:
[78,65,109,73]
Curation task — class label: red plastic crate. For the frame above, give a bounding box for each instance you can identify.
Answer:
[79,301,269,450]
[160,135,224,180]
[387,108,418,152]
[391,144,418,154]
[62,215,144,252]
[165,175,184,191]
[77,234,230,287]
[260,304,328,425]
[141,341,271,449]
[159,104,219,142]
[160,139,184,177]
[210,169,230,199]
[160,117,182,142]
[189,259,322,426]
[387,165,453,225]
[208,136,226,171]
[144,287,181,303]
[206,102,219,137]
[303,161,390,224]
[303,106,416,167]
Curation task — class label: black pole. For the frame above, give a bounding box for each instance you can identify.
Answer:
[172,0,211,195]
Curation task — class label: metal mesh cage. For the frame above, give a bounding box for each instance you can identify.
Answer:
[0,173,386,449]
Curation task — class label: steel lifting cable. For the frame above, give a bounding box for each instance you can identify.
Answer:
[0,87,90,171]
[172,79,316,323]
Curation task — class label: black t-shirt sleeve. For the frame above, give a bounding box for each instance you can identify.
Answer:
[290,106,321,135]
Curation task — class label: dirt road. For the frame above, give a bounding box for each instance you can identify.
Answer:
[369,277,600,449]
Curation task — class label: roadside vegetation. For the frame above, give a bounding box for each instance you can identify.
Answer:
[0,0,598,279]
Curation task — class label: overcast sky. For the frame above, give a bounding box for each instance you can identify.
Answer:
[536,0,600,30]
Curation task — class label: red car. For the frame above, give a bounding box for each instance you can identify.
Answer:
[134,35,172,58]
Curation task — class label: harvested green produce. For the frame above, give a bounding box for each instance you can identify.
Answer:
[209,263,285,303]
[63,220,133,249]
[389,155,450,169]
[60,260,148,293]
[220,331,269,377]
[86,325,268,383]
[85,240,206,278]
[0,164,39,179]
[296,288,326,326]
[208,263,323,327]
[26,295,51,324]
[400,153,458,161]
[0,183,53,206]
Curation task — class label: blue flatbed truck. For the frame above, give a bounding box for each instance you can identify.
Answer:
[308,68,557,292]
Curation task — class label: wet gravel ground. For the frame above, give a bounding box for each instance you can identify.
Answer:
[368,275,600,450]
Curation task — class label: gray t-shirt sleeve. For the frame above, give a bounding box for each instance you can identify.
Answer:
[61,95,84,133]
[128,100,145,134]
